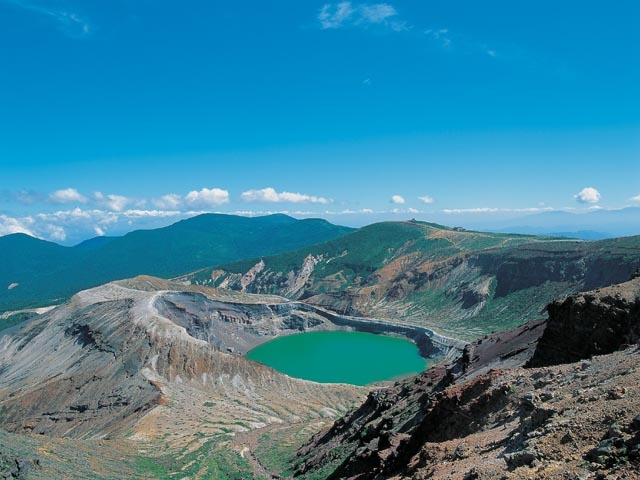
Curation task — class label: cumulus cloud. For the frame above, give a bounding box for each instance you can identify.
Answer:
[574,187,601,204]
[45,224,67,242]
[241,187,330,204]
[0,214,35,236]
[94,192,133,212]
[418,195,435,204]
[152,193,182,209]
[391,195,405,204]
[49,188,87,204]
[185,188,230,207]
[1,186,234,242]
[318,2,407,31]
[0,208,193,244]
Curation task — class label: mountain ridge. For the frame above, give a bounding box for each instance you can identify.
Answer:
[183,220,640,339]
[0,213,354,312]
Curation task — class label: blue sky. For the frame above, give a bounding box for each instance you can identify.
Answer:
[0,0,638,243]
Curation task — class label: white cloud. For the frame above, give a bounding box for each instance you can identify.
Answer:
[241,187,330,204]
[574,187,601,204]
[45,224,66,242]
[418,195,435,204]
[630,194,640,203]
[0,208,191,243]
[153,193,182,209]
[121,209,184,218]
[185,188,230,207]
[0,214,35,236]
[391,195,405,204]
[318,2,405,31]
[443,208,499,214]
[318,1,355,29]
[50,188,87,204]
[359,4,397,23]
[94,192,133,212]
[442,207,555,214]
[317,4,491,56]
[425,28,451,48]
[5,0,90,37]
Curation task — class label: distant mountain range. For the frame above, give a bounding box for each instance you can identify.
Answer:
[4,209,640,320]
[471,207,640,239]
[0,214,353,311]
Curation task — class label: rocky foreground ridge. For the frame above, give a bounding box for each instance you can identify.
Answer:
[294,277,640,479]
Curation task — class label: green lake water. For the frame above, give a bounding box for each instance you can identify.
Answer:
[246,331,427,386]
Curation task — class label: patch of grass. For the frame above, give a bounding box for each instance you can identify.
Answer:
[172,439,255,480]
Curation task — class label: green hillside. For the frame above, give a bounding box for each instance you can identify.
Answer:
[186,220,640,339]
[0,214,353,312]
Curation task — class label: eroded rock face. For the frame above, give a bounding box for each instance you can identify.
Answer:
[294,278,640,479]
[528,276,640,367]
[191,225,640,340]
[0,297,162,438]
[0,277,366,439]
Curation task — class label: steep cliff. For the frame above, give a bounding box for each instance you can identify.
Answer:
[528,276,640,367]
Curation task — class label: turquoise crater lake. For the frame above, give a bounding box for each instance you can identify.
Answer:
[246,331,427,386]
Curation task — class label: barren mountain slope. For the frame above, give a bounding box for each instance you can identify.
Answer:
[0,276,366,478]
[294,277,640,479]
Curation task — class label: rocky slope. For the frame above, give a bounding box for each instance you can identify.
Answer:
[529,275,640,367]
[183,221,640,339]
[293,277,640,479]
[0,276,366,442]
